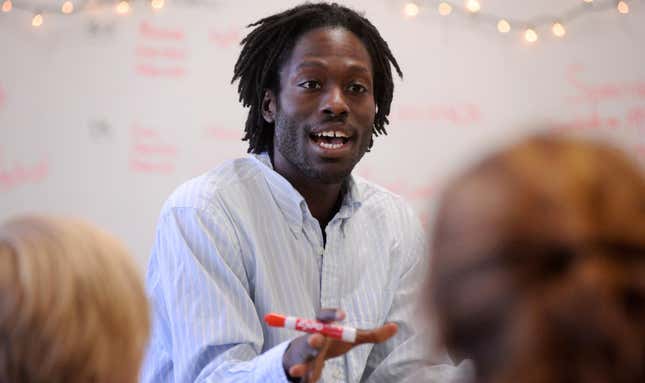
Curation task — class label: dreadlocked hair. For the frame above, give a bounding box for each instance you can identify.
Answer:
[231,2,403,154]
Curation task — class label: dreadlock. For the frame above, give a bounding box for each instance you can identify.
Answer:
[231,2,403,154]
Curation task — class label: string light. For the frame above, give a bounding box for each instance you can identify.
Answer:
[403,2,420,18]
[61,1,74,14]
[1,0,11,13]
[524,28,538,43]
[497,19,511,33]
[31,13,43,27]
[1,0,637,45]
[438,2,452,16]
[465,0,481,13]
[151,0,165,11]
[552,21,566,37]
[116,0,130,14]
[617,1,630,14]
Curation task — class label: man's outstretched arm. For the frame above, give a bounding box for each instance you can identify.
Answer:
[140,206,292,382]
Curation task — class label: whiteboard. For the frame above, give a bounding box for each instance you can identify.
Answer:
[2,0,645,268]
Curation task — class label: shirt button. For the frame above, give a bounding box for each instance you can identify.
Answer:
[331,366,343,380]
[318,246,324,255]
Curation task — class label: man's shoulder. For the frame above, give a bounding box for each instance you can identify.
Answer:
[353,175,409,208]
[352,175,422,230]
[162,156,265,213]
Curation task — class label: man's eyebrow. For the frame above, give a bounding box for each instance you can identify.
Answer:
[295,60,327,71]
[346,64,371,75]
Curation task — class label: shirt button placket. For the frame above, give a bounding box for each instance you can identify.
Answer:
[331,364,343,381]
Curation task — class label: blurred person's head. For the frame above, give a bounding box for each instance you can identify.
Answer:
[429,134,645,383]
[0,215,150,383]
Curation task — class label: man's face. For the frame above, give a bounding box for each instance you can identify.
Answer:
[264,27,376,185]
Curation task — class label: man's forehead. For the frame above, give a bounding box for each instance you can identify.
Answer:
[282,27,373,72]
[294,60,371,74]
[291,27,367,54]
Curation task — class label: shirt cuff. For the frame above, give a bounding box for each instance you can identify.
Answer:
[252,339,292,382]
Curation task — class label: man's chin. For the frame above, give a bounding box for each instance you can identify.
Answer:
[308,167,353,185]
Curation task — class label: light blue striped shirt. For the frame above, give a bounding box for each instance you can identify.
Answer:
[141,153,457,382]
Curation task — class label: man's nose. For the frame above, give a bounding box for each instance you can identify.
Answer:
[320,86,349,118]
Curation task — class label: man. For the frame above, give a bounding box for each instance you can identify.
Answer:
[142,3,455,382]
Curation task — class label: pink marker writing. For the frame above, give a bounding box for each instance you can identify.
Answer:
[264,312,357,342]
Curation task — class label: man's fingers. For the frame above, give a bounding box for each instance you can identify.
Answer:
[317,308,345,323]
[288,363,308,377]
[355,322,398,344]
[284,333,325,375]
[289,337,329,383]
[308,338,331,382]
[307,333,325,349]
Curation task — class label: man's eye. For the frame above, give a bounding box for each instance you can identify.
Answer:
[299,80,321,89]
[347,83,367,93]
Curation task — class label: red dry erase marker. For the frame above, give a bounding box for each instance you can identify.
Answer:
[264,313,357,342]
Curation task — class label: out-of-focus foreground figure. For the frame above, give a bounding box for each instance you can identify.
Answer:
[0,215,150,383]
[430,135,645,383]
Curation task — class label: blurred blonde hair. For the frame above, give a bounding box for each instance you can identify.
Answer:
[430,134,645,383]
[0,215,150,383]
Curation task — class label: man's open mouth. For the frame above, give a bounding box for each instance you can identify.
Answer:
[309,130,351,150]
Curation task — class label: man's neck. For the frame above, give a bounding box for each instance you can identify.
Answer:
[288,177,344,230]
[267,150,347,234]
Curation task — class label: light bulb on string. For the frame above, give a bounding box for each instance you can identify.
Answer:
[61,1,74,14]
[116,0,130,14]
[465,0,481,14]
[151,0,165,11]
[438,2,452,16]
[497,19,511,33]
[403,2,420,18]
[524,28,538,43]
[1,0,12,13]
[552,22,566,37]
[617,1,629,14]
[32,13,43,27]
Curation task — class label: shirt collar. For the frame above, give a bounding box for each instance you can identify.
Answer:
[250,152,363,230]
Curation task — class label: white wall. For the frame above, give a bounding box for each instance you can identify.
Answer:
[2,0,644,267]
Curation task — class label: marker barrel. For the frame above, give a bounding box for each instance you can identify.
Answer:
[266,313,357,342]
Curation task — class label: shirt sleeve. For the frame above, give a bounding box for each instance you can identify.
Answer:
[360,204,464,383]
[139,205,291,383]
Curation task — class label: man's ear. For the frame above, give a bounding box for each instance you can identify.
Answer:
[261,89,276,124]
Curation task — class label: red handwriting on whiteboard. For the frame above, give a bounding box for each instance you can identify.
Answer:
[136,46,186,60]
[391,103,482,125]
[566,64,645,105]
[626,105,645,128]
[136,21,188,78]
[209,27,241,48]
[139,21,185,41]
[550,113,621,132]
[136,64,186,78]
[129,124,177,174]
[204,124,242,141]
[550,104,645,133]
[0,151,49,191]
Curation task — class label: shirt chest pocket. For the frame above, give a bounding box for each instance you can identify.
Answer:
[339,256,395,328]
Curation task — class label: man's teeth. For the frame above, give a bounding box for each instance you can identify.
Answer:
[318,141,344,149]
[314,131,348,138]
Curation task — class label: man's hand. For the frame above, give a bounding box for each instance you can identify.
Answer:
[282,308,398,382]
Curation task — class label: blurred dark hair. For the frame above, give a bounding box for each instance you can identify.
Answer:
[430,134,645,383]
